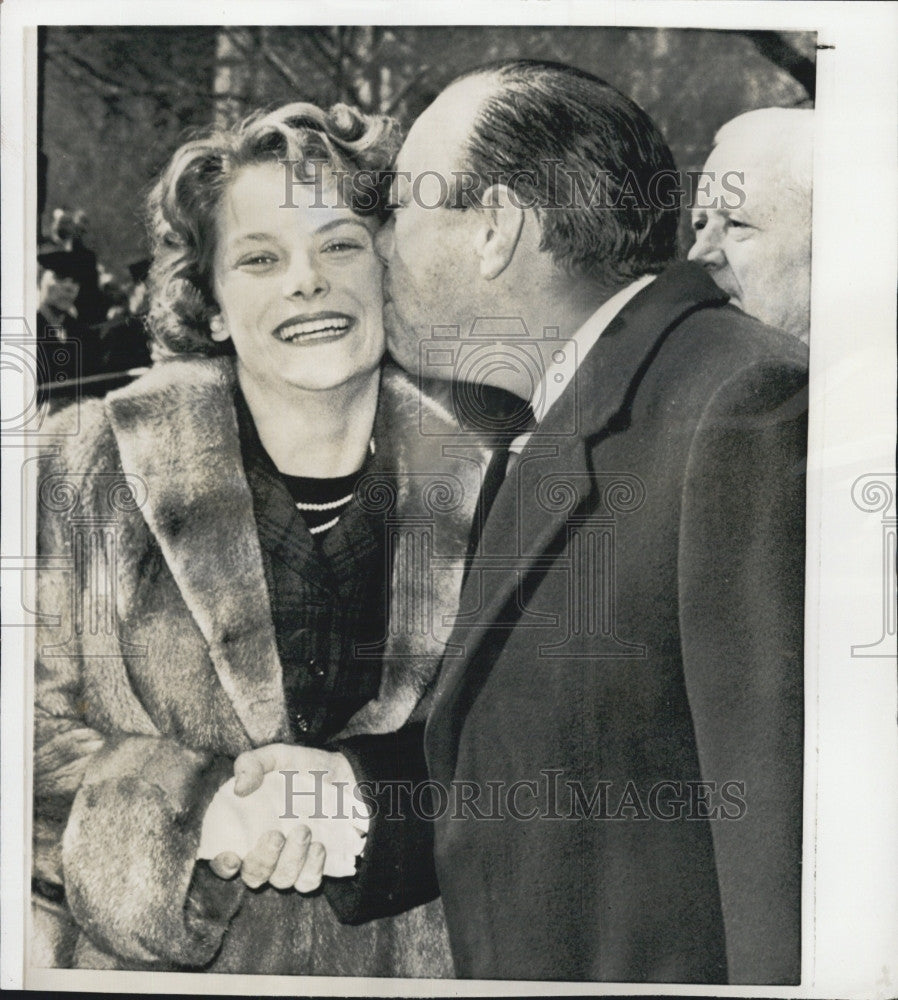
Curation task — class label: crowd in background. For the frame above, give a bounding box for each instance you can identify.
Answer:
[36,207,152,405]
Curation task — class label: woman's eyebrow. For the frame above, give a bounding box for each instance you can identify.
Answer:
[313,217,372,236]
[227,232,273,245]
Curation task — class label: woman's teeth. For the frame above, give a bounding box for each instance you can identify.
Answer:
[275,316,351,342]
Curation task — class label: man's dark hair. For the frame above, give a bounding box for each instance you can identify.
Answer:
[453,59,678,285]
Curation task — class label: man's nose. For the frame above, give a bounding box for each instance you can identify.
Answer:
[284,254,328,298]
[374,218,394,264]
[687,226,725,269]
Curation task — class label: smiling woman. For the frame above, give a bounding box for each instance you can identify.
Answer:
[210,162,385,407]
[31,103,483,975]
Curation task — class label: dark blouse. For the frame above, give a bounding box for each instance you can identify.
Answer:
[234,389,390,744]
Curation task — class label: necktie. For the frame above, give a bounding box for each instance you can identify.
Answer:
[461,405,536,588]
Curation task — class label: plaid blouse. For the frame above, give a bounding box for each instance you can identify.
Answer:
[235,389,390,744]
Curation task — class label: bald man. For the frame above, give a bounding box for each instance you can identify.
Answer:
[689,108,814,342]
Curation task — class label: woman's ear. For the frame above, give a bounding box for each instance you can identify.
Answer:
[209,314,229,342]
[475,184,526,280]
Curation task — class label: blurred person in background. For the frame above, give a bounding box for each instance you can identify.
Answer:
[41,206,106,325]
[94,258,153,373]
[688,108,814,343]
[37,249,83,341]
[36,248,95,407]
[45,207,75,251]
[68,208,107,324]
[98,264,128,321]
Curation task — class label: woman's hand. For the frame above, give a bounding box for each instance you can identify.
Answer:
[210,826,326,892]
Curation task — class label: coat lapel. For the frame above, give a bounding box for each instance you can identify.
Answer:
[428,263,730,773]
[105,357,290,746]
[337,366,487,736]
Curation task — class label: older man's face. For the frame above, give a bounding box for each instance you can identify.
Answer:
[688,142,812,341]
[375,77,493,378]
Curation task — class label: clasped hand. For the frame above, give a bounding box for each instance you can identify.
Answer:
[199,744,366,893]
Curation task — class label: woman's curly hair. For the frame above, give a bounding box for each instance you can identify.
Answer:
[145,102,401,357]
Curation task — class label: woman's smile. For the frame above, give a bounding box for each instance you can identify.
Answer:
[273,311,354,344]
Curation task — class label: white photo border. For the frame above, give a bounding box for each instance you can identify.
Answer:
[2,2,896,996]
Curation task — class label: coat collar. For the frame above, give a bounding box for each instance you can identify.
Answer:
[335,366,488,736]
[428,263,729,768]
[456,262,728,635]
[106,357,290,746]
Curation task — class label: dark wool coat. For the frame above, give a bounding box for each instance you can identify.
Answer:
[425,263,808,984]
[32,357,485,974]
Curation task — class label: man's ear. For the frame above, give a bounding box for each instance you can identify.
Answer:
[475,184,526,280]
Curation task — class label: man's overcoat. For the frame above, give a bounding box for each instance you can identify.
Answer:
[426,263,808,984]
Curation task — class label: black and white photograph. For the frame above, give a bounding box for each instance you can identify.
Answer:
[1,2,896,996]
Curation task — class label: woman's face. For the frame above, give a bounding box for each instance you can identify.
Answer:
[211,161,385,394]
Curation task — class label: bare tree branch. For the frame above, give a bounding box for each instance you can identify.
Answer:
[46,55,136,122]
[305,28,338,64]
[46,41,224,105]
[257,35,305,91]
[385,67,431,115]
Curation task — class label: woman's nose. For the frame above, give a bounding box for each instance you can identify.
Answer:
[285,255,328,298]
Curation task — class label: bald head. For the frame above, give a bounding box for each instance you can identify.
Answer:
[714,108,813,204]
[688,107,814,341]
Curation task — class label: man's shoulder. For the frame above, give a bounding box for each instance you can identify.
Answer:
[648,303,809,434]
[626,265,806,397]
[633,262,807,374]
[663,307,808,425]
[677,301,807,369]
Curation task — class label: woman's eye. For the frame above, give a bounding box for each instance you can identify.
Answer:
[728,219,750,229]
[692,218,706,232]
[237,253,276,268]
[322,239,364,254]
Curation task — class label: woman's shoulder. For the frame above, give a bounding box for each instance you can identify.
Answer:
[106,355,235,415]
[38,355,236,477]
[380,362,457,431]
[38,396,117,474]
[380,361,527,445]
[36,398,126,545]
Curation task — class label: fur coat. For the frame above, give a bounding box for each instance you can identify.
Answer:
[32,356,485,974]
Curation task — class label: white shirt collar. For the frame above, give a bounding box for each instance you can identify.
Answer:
[535,272,656,422]
[510,273,656,453]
